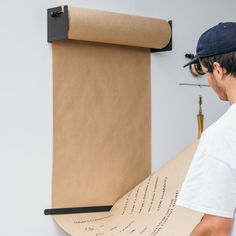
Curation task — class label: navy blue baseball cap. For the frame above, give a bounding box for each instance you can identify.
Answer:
[184,22,236,67]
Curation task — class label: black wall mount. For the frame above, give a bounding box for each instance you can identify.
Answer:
[47,6,69,42]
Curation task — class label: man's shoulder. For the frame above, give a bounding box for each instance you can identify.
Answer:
[202,125,236,170]
[203,105,236,139]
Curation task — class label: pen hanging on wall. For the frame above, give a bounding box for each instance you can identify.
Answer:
[197,95,204,139]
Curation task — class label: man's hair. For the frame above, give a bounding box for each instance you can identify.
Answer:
[200,51,236,77]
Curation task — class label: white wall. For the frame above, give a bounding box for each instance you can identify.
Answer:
[0,0,235,235]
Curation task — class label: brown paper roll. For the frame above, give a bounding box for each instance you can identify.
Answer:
[50,6,175,235]
[67,6,171,49]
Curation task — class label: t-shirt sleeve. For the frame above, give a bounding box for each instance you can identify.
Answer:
[176,155,236,218]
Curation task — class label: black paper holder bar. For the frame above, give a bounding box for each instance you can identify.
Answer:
[44,205,113,215]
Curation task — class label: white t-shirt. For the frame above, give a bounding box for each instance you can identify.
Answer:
[176,103,236,235]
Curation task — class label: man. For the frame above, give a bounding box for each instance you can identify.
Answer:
[176,22,236,236]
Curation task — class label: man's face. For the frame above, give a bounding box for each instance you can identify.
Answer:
[200,63,228,101]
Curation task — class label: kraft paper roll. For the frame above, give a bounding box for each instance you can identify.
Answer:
[50,6,178,235]
[67,6,171,49]
[53,141,203,236]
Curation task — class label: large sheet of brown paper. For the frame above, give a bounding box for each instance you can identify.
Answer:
[53,40,151,208]
[53,141,203,235]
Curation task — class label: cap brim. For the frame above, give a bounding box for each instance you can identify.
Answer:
[183,56,200,67]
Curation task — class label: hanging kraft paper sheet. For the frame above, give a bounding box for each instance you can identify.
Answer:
[49,6,203,235]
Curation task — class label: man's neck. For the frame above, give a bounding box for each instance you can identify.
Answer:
[226,75,236,105]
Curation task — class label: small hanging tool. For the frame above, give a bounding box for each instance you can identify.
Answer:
[197,95,204,138]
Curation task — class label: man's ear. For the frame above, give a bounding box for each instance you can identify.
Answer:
[213,62,225,79]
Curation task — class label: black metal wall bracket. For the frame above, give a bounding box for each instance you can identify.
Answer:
[44,205,113,215]
[151,20,172,53]
[47,5,69,42]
